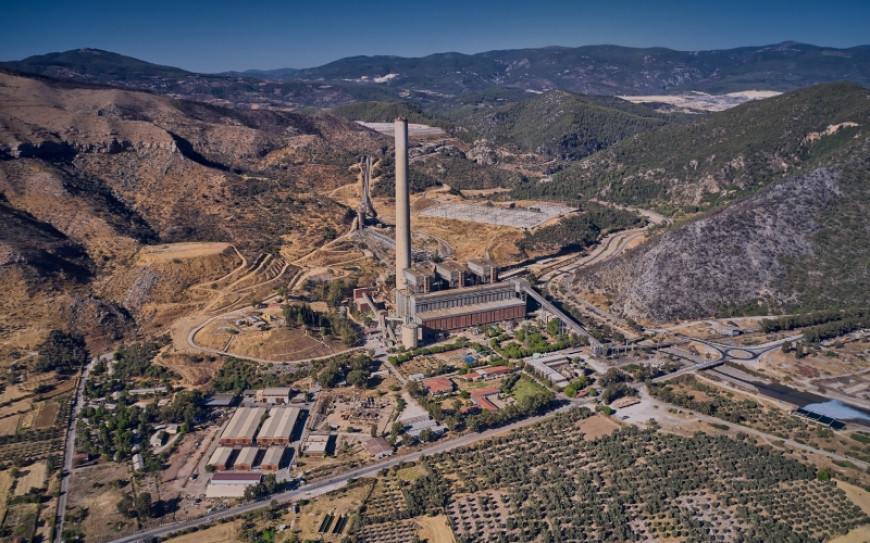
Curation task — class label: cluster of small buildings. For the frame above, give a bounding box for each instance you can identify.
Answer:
[525,354,577,389]
[470,386,501,412]
[463,365,513,381]
[207,406,303,472]
[208,445,286,472]
[421,366,513,396]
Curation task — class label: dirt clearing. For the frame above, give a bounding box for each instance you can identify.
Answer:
[575,414,621,440]
[138,242,232,264]
[839,481,870,516]
[416,514,456,542]
[164,520,242,543]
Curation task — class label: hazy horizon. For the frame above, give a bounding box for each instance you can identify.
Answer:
[2,0,869,72]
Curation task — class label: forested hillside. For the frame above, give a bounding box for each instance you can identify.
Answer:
[512,82,870,215]
[574,142,870,321]
[443,90,677,160]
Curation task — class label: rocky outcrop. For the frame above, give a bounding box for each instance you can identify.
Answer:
[574,168,843,322]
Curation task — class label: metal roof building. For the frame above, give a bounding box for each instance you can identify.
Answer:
[202,393,237,407]
[261,446,285,471]
[211,472,261,484]
[234,447,259,471]
[258,407,302,446]
[132,453,144,472]
[363,437,393,458]
[255,388,293,405]
[220,407,266,446]
[302,434,331,457]
[208,446,234,471]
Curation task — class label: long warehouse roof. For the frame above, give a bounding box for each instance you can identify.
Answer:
[208,446,233,467]
[222,407,266,441]
[235,447,259,467]
[262,446,285,467]
[258,407,301,440]
[415,298,526,320]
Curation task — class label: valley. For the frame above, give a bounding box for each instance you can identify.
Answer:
[1,41,870,543]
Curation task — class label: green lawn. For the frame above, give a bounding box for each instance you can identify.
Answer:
[510,375,548,403]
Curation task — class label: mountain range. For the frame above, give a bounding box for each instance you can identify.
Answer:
[0,69,387,351]
[1,42,870,341]
[4,42,870,110]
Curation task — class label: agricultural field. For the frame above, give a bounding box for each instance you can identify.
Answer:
[0,469,13,523]
[278,479,374,541]
[4,502,39,541]
[283,407,870,542]
[416,408,868,542]
[649,374,870,486]
[13,460,47,495]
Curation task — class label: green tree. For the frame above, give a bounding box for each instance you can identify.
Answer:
[36,330,88,375]
[135,492,152,519]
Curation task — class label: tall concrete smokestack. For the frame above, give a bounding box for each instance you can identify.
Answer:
[395,117,411,291]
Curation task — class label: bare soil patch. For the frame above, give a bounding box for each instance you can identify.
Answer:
[0,415,21,436]
[228,326,347,361]
[164,520,242,543]
[839,481,870,517]
[0,469,14,520]
[575,414,621,440]
[395,464,427,482]
[69,463,135,541]
[138,242,232,264]
[34,402,58,429]
[154,353,223,388]
[13,460,47,495]
[829,525,870,543]
[416,514,456,543]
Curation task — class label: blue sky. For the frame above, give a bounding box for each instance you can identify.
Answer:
[1,0,868,72]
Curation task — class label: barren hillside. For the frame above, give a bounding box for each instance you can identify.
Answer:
[574,153,870,322]
[0,70,386,354]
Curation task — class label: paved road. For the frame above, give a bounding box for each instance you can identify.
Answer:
[106,400,590,543]
[633,384,869,470]
[55,356,100,543]
[685,334,803,361]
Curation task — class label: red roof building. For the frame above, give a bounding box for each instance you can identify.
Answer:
[476,366,512,379]
[476,397,498,411]
[363,437,394,458]
[211,472,262,484]
[470,386,501,398]
[423,376,454,395]
[470,386,501,411]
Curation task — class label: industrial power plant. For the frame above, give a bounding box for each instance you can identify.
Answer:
[389,117,529,348]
